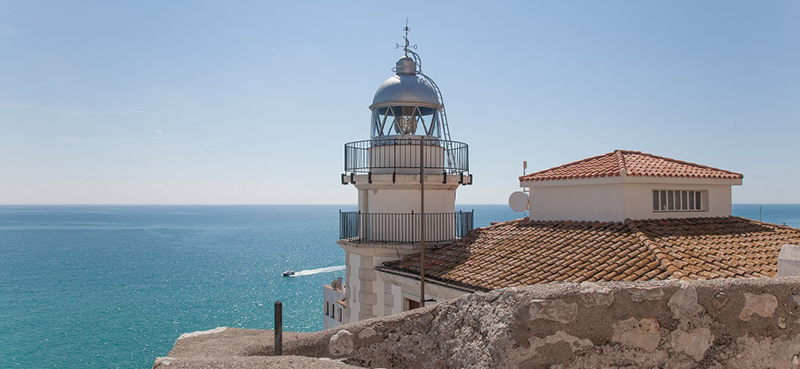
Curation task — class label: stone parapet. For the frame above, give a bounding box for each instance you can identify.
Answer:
[156,277,800,369]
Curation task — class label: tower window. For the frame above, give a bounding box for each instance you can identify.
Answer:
[653,190,704,212]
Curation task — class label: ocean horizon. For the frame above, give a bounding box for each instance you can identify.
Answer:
[1,203,799,368]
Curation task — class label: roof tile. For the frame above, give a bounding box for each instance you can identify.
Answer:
[519,150,743,182]
[379,216,800,291]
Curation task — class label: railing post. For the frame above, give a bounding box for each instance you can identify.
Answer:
[419,139,427,308]
[274,301,282,356]
[471,209,474,231]
[456,211,460,239]
[411,210,414,243]
[357,210,362,242]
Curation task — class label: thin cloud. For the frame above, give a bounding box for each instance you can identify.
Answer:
[2,24,20,34]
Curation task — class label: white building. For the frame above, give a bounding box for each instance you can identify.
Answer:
[322,277,344,330]
[322,33,472,327]
[374,150,799,297]
[323,36,800,328]
[520,149,743,222]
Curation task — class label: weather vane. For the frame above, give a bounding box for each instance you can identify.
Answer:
[395,18,417,56]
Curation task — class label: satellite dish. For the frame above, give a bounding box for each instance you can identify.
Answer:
[508,191,529,212]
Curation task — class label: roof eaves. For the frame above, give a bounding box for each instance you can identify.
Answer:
[375,264,489,292]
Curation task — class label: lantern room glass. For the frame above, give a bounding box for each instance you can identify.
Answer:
[371,105,441,138]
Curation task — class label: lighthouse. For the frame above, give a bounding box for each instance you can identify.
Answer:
[323,28,473,328]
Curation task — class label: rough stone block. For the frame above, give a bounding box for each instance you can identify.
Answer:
[628,287,665,302]
[612,317,661,351]
[668,287,704,320]
[530,299,578,324]
[740,292,778,321]
[358,327,377,339]
[579,283,614,306]
[329,329,355,356]
[485,289,503,303]
[418,312,433,326]
[670,328,713,361]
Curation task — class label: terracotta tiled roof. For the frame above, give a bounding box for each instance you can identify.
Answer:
[379,217,800,291]
[519,150,743,182]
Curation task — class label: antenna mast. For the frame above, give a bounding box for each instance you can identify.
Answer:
[395,21,456,167]
[403,18,411,56]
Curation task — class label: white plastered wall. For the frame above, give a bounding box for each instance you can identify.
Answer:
[529,181,625,222]
[367,189,456,214]
[523,176,740,222]
[622,182,733,220]
[322,285,345,330]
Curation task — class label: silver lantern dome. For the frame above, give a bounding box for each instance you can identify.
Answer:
[369,55,444,138]
[371,57,441,109]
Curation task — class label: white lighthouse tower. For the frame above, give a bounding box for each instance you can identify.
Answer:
[322,28,473,328]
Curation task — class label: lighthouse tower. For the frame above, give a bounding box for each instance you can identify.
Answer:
[325,28,473,327]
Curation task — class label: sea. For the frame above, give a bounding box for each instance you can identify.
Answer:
[1,204,799,368]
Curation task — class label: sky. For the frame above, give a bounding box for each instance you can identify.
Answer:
[1,1,798,204]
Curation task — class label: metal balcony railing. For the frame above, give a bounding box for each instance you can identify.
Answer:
[339,211,474,243]
[344,138,469,175]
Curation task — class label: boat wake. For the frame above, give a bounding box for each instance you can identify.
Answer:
[290,265,346,277]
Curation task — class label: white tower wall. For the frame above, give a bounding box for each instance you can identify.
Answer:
[332,45,471,326]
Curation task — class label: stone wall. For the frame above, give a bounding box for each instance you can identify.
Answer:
[157,277,800,368]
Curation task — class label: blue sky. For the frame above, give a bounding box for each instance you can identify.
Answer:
[1,1,798,204]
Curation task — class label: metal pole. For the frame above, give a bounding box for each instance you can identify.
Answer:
[420,138,426,308]
[274,301,283,356]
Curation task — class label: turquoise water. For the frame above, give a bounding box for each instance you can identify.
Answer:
[731,204,800,228]
[0,205,519,368]
[0,204,797,368]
